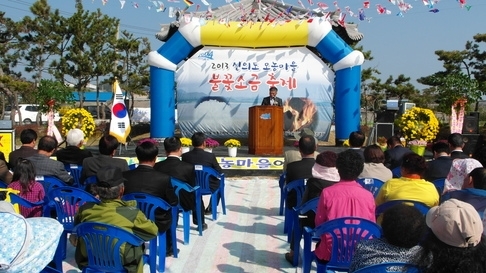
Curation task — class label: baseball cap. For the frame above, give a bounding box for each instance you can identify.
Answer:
[426,199,483,248]
[96,166,126,188]
[293,128,315,140]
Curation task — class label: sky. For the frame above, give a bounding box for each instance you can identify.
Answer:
[2,0,486,90]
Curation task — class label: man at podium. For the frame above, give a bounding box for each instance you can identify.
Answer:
[261,86,283,106]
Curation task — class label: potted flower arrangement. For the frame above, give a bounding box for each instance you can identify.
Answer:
[397,107,439,156]
[180,137,192,153]
[61,108,96,140]
[204,138,219,152]
[224,139,241,157]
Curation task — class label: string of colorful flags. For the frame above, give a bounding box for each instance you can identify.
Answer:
[98,0,473,24]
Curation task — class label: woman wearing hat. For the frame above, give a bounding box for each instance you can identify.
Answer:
[414,199,486,272]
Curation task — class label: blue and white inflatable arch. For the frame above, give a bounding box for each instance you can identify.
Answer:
[148,18,364,143]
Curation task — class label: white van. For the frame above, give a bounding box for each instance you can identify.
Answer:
[4,104,60,124]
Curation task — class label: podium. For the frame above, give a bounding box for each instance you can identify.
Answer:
[248,106,284,155]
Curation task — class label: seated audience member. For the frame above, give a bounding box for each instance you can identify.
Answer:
[423,141,453,182]
[473,146,486,167]
[358,144,393,182]
[444,168,486,214]
[314,150,376,262]
[27,136,74,185]
[123,140,179,256]
[0,151,12,183]
[384,136,412,170]
[285,151,339,264]
[349,204,426,272]
[448,133,469,159]
[414,199,486,272]
[9,129,38,169]
[154,137,206,230]
[444,158,483,193]
[376,153,439,208]
[7,158,45,217]
[72,167,158,273]
[80,134,129,183]
[283,129,319,171]
[55,128,92,165]
[347,131,365,160]
[181,132,223,215]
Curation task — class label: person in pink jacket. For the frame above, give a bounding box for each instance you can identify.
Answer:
[314,150,376,262]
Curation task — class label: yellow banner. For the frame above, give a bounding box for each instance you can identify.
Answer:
[0,130,15,160]
[120,156,284,170]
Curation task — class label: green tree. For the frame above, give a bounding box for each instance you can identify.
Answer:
[418,37,486,113]
[35,79,74,114]
[114,30,150,116]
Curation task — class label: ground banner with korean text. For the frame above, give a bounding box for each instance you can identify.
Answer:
[175,47,335,140]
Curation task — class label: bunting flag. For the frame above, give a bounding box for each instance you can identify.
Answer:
[109,80,131,144]
[184,0,194,6]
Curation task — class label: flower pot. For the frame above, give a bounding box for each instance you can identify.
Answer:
[227,147,237,157]
[410,145,426,156]
[182,147,190,154]
[204,148,213,153]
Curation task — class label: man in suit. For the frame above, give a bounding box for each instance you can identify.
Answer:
[261,86,283,106]
[55,128,93,165]
[347,131,365,160]
[384,136,412,170]
[123,140,179,256]
[424,141,453,182]
[448,133,469,159]
[80,135,129,183]
[154,137,207,230]
[182,132,223,215]
[27,135,74,185]
[285,135,316,209]
[283,128,319,171]
[9,129,37,169]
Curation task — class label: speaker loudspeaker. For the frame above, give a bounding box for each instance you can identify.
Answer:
[375,123,394,142]
[462,112,479,134]
[462,134,480,156]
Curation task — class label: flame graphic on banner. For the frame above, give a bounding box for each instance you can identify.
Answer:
[109,80,131,144]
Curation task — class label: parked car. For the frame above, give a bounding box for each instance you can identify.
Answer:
[83,105,111,119]
[4,104,60,124]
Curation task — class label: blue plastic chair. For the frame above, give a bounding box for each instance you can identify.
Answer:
[278,172,286,216]
[391,167,401,178]
[432,178,445,195]
[194,165,226,220]
[122,193,178,273]
[8,192,45,217]
[353,262,420,273]
[0,179,7,188]
[170,177,203,244]
[36,175,65,194]
[282,178,306,236]
[290,197,319,266]
[302,217,382,273]
[74,222,149,273]
[47,186,99,270]
[376,199,430,219]
[357,178,385,197]
[128,163,138,170]
[64,164,83,188]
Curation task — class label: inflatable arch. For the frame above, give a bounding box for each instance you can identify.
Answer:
[148,18,364,143]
